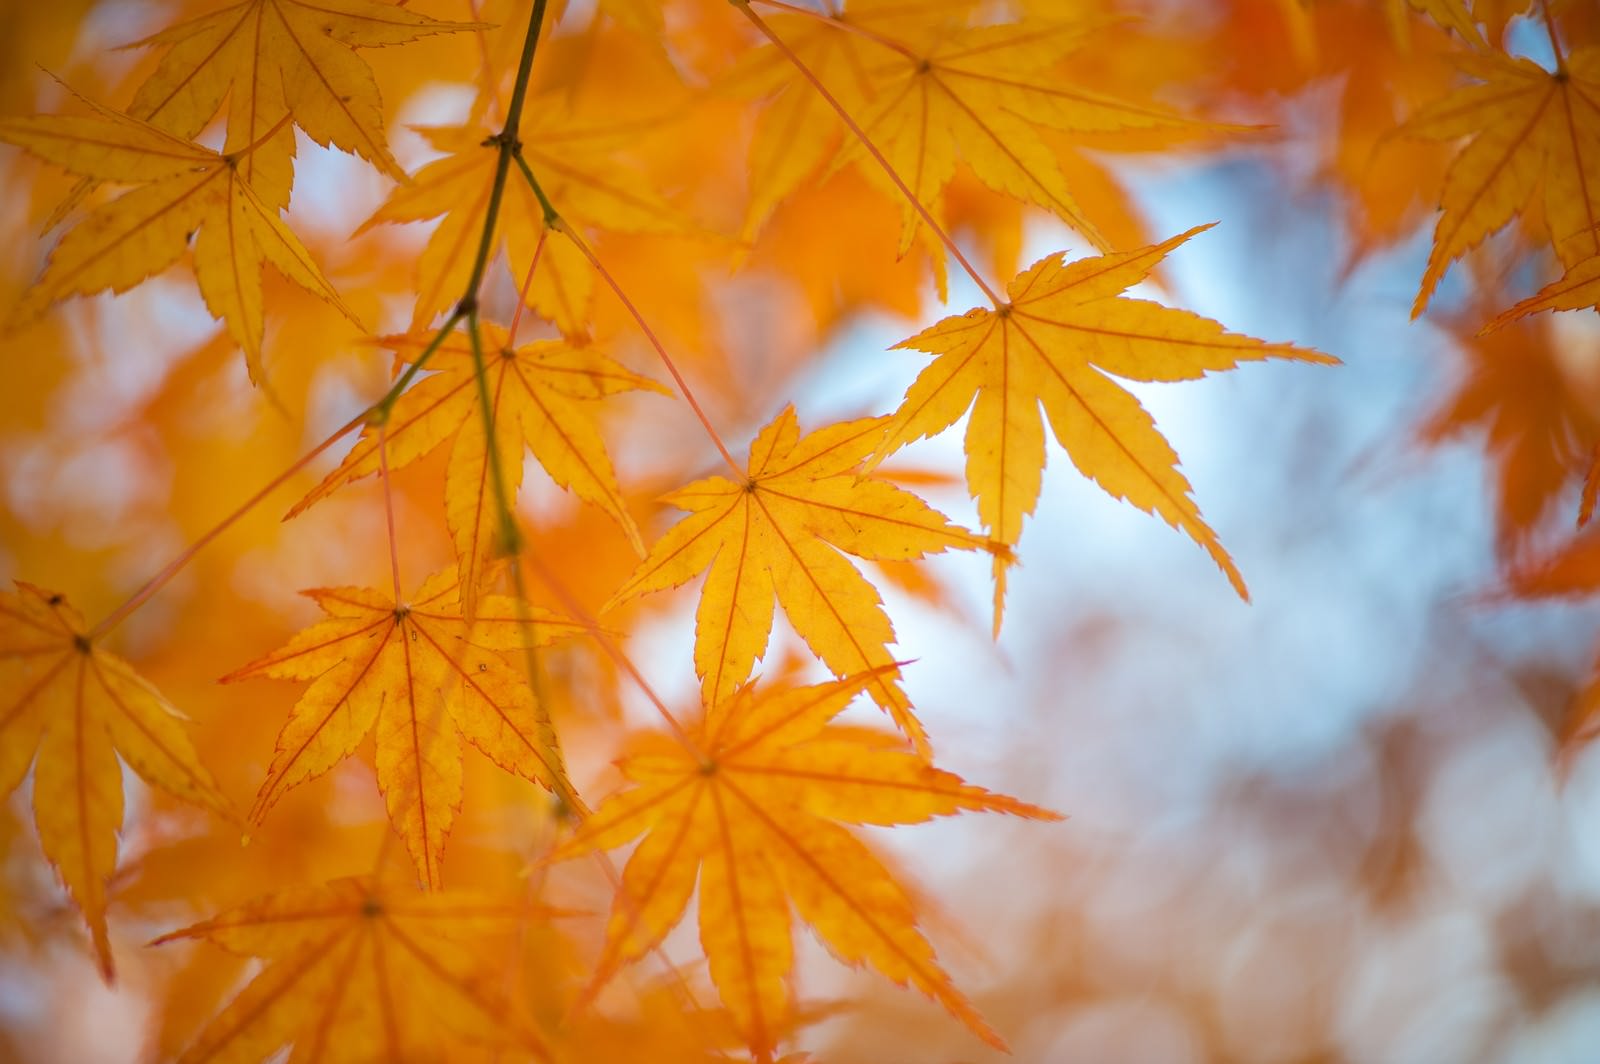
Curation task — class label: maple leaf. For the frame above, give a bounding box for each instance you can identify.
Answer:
[0,582,232,979]
[224,568,587,888]
[0,89,355,381]
[604,406,987,754]
[1419,310,1600,557]
[361,101,685,335]
[550,669,1059,1060]
[812,3,1207,255]
[867,225,1335,627]
[124,0,484,204]
[289,325,666,605]
[1405,46,1600,316]
[153,876,554,1062]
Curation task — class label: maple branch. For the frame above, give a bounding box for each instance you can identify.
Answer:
[731,0,1003,307]
[466,313,524,561]
[512,155,747,480]
[460,0,549,306]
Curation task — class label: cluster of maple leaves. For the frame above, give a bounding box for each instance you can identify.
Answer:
[2,0,1600,1060]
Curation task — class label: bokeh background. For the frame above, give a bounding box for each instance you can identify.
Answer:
[3,1,1600,1061]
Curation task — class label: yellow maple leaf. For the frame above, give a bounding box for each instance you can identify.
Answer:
[550,669,1059,1061]
[125,0,484,203]
[604,406,987,754]
[224,569,586,888]
[822,3,1205,255]
[361,104,685,335]
[0,89,355,381]
[289,324,667,606]
[868,225,1336,628]
[0,582,233,979]
[1406,46,1600,316]
[153,876,553,1062]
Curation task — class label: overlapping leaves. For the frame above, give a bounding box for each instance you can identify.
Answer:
[0,90,354,380]
[551,669,1059,1058]
[606,406,987,753]
[291,324,665,606]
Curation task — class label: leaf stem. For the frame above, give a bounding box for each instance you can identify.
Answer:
[229,111,294,162]
[506,227,548,345]
[377,423,403,602]
[89,410,365,639]
[1539,0,1566,72]
[751,0,918,61]
[89,311,462,641]
[732,0,1002,307]
[520,548,698,755]
[512,155,746,479]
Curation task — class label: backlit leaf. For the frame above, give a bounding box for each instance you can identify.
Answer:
[0,583,232,979]
[550,670,1059,1059]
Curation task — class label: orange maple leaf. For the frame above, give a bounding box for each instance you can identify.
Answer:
[0,89,355,382]
[1405,45,1600,316]
[550,669,1059,1060]
[124,0,484,202]
[289,324,667,606]
[867,225,1335,628]
[224,569,586,888]
[153,876,554,1062]
[0,583,232,979]
[604,406,987,754]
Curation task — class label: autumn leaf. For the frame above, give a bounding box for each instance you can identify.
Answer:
[0,582,232,979]
[224,568,587,888]
[605,406,986,754]
[550,669,1059,1061]
[153,876,553,1062]
[290,324,666,606]
[868,225,1335,627]
[755,1,1203,256]
[361,94,686,335]
[1419,309,1600,557]
[124,0,485,204]
[0,88,355,381]
[1405,45,1600,316]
